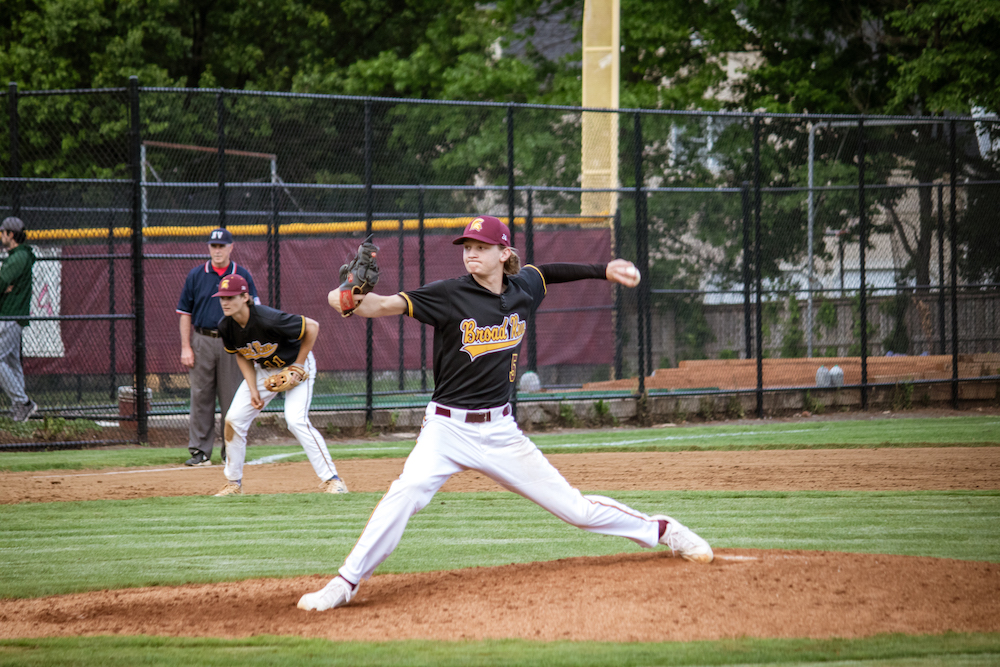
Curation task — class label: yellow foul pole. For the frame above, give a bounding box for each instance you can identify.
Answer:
[581,0,620,218]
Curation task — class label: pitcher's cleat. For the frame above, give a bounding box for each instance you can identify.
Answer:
[652,514,713,563]
[297,576,356,611]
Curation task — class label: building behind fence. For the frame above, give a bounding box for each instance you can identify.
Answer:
[1,78,998,447]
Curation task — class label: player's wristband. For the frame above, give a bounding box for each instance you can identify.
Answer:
[339,289,357,317]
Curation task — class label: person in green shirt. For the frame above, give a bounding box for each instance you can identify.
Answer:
[0,216,37,422]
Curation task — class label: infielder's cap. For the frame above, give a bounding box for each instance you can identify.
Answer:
[452,216,510,247]
[212,274,249,297]
[0,216,25,233]
[207,227,234,244]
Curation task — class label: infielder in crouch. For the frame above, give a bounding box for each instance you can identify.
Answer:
[298,215,712,612]
[211,274,348,496]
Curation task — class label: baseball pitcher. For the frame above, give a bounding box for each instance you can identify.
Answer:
[297,217,712,612]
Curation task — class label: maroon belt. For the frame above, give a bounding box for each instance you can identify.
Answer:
[435,405,511,423]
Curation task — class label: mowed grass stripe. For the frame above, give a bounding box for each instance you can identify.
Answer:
[2,632,1000,667]
[2,490,998,599]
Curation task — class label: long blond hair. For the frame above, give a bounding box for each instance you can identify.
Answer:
[503,247,522,275]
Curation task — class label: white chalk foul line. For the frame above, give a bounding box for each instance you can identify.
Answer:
[246,452,302,465]
[29,425,828,479]
[545,427,818,449]
[321,426,824,455]
[32,452,303,478]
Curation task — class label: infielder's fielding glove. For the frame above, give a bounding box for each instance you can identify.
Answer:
[338,234,380,317]
[263,365,309,392]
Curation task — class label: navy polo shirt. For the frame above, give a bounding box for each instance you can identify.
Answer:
[177,261,260,330]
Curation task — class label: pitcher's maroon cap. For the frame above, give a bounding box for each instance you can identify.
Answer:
[212,274,248,297]
[452,216,510,247]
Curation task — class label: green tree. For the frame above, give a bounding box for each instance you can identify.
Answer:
[726,0,1000,288]
[886,1,1000,116]
[781,293,806,358]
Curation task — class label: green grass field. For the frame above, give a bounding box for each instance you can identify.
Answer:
[1,414,999,666]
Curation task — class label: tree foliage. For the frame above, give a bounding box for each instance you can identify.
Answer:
[3,0,999,285]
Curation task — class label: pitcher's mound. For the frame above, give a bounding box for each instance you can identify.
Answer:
[2,549,998,641]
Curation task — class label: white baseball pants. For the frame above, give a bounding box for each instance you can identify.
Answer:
[222,352,340,484]
[339,401,659,584]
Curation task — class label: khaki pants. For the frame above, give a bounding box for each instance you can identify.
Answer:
[188,331,242,457]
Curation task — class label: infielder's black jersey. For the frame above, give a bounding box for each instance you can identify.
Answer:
[219,304,306,370]
[400,263,604,409]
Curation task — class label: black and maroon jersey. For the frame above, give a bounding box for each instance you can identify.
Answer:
[219,303,306,370]
[399,263,605,410]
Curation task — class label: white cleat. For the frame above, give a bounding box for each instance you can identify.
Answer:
[297,576,356,611]
[652,514,714,563]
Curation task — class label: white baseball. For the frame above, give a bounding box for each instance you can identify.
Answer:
[626,266,640,282]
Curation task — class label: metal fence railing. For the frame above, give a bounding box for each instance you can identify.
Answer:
[2,78,998,447]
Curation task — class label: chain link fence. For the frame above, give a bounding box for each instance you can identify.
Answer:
[2,79,998,448]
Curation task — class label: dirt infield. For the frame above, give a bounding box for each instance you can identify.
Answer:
[5,447,1000,503]
[2,446,999,642]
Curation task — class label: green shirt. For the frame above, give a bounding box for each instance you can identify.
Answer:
[0,243,35,327]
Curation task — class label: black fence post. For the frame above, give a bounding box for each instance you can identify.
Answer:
[129,76,147,442]
[949,119,959,408]
[525,188,536,372]
[753,117,763,418]
[613,207,624,380]
[398,217,405,391]
[108,195,117,402]
[7,82,19,216]
[107,91,118,402]
[937,183,946,355]
[858,118,869,410]
[270,179,281,308]
[633,112,647,395]
[364,99,374,425]
[216,90,226,229]
[741,180,753,360]
[418,186,427,393]
[267,184,274,305]
[507,105,516,246]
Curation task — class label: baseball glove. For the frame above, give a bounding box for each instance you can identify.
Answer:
[263,365,309,393]
[338,234,380,317]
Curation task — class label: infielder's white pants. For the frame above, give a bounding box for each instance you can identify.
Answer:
[339,401,660,584]
[222,352,340,484]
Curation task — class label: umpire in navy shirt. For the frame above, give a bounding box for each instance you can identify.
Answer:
[176,228,260,466]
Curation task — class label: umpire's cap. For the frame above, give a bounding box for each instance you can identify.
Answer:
[453,216,510,247]
[208,227,234,244]
[212,274,249,297]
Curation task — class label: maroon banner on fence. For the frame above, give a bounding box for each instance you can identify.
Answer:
[24,227,615,376]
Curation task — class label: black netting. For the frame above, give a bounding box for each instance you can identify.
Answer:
[2,83,999,446]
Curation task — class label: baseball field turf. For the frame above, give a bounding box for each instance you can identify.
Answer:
[1,413,999,665]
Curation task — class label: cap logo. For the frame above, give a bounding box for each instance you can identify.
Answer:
[470,218,484,232]
[502,233,508,241]
[221,278,230,289]
[211,230,225,241]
